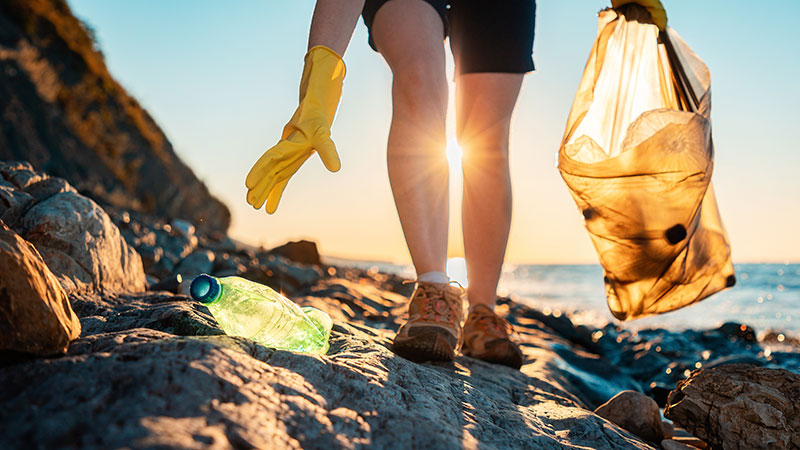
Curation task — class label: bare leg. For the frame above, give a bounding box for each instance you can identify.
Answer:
[457,73,524,309]
[372,0,449,277]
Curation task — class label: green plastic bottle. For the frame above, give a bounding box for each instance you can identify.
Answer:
[189,274,332,354]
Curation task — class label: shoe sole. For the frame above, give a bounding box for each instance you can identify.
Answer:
[393,330,456,362]
[463,339,523,369]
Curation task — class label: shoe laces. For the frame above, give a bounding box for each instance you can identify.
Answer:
[468,305,512,338]
[407,280,463,323]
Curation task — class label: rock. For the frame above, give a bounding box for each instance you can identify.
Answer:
[670,436,708,449]
[0,164,796,449]
[665,364,800,450]
[703,353,763,369]
[3,166,44,190]
[269,240,322,266]
[583,319,800,407]
[170,219,195,240]
[0,2,230,232]
[0,164,147,295]
[173,249,215,295]
[148,275,182,295]
[150,252,178,281]
[21,176,77,203]
[0,161,35,177]
[0,180,34,226]
[200,232,238,253]
[173,250,215,282]
[594,390,665,443]
[0,268,666,449]
[70,292,223,337]
[661,439,700,450]
[145,275,158,288]
[762,330,799,346]
[0,223,80,354]
[212,252,245,276]
[661,420,674,439]
[241,255,324,296]
[713,322,757,342]
[136,244,163,274]
[18,191,146,294]
[265,254,324,289]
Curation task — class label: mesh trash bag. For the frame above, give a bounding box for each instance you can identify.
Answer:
[558,6,735,321]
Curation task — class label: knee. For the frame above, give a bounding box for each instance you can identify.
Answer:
[458,116,512,169]
[391,60,448,118]
[460,137,510,171]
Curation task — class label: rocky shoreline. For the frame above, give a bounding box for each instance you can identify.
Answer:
[1,161,799,449]
[2,2,797,447]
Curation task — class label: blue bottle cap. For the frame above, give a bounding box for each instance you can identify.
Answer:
[190,274,221,304]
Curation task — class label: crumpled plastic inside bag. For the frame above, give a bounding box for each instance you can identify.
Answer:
[558,6,735,321]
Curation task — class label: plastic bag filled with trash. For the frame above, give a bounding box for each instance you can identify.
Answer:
[558,5,735,321]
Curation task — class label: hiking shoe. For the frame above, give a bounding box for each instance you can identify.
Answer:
[462,304,523,369]
[393,281,465,362]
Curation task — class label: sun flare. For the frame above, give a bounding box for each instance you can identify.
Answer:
[445,138,463,169]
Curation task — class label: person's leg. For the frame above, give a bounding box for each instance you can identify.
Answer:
[371,1,465,362]
[371,0,449,279]
[456,73,524,309]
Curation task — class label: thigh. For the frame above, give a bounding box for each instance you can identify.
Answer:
[456,73,525,151]
[370,0,447,75]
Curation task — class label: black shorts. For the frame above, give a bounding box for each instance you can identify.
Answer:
[362,0,536,75]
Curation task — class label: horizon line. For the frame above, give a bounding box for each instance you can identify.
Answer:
[322,253,800,268]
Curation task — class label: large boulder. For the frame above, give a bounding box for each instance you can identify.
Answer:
[665,364,800,450]
[594,390,666,443]
[269,240,322,266]
[0,223,80,354]
[18,191,146,294]
[0,162,147,294]
[0,161,146,294]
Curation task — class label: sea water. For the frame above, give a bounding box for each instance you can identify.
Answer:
[498,263,800,335]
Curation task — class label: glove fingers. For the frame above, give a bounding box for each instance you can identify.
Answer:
[260,152,313,211]
[248,152,312,211]
[245,139,308,189]
[246,182,271,210]
[246,150,281,190]
[315,137,341,172]
[247,150,306,208]
[248,171,284,210]
[265,179,290,214]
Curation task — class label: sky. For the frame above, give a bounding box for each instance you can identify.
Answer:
[67,0,800,265]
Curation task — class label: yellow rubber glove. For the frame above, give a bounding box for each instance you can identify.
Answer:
[611,0,667,30]
[245,45,346,213]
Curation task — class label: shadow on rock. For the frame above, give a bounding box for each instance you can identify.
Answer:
[0,330,282,449]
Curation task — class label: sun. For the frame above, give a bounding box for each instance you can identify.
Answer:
[445,138,463,169]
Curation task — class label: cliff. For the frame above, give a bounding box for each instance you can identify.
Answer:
[0,0,230,232]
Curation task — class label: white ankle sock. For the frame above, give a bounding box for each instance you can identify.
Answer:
[417,271,449,284]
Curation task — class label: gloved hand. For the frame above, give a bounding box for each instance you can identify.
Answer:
[245,45,346,214]
[611,0,667,31]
